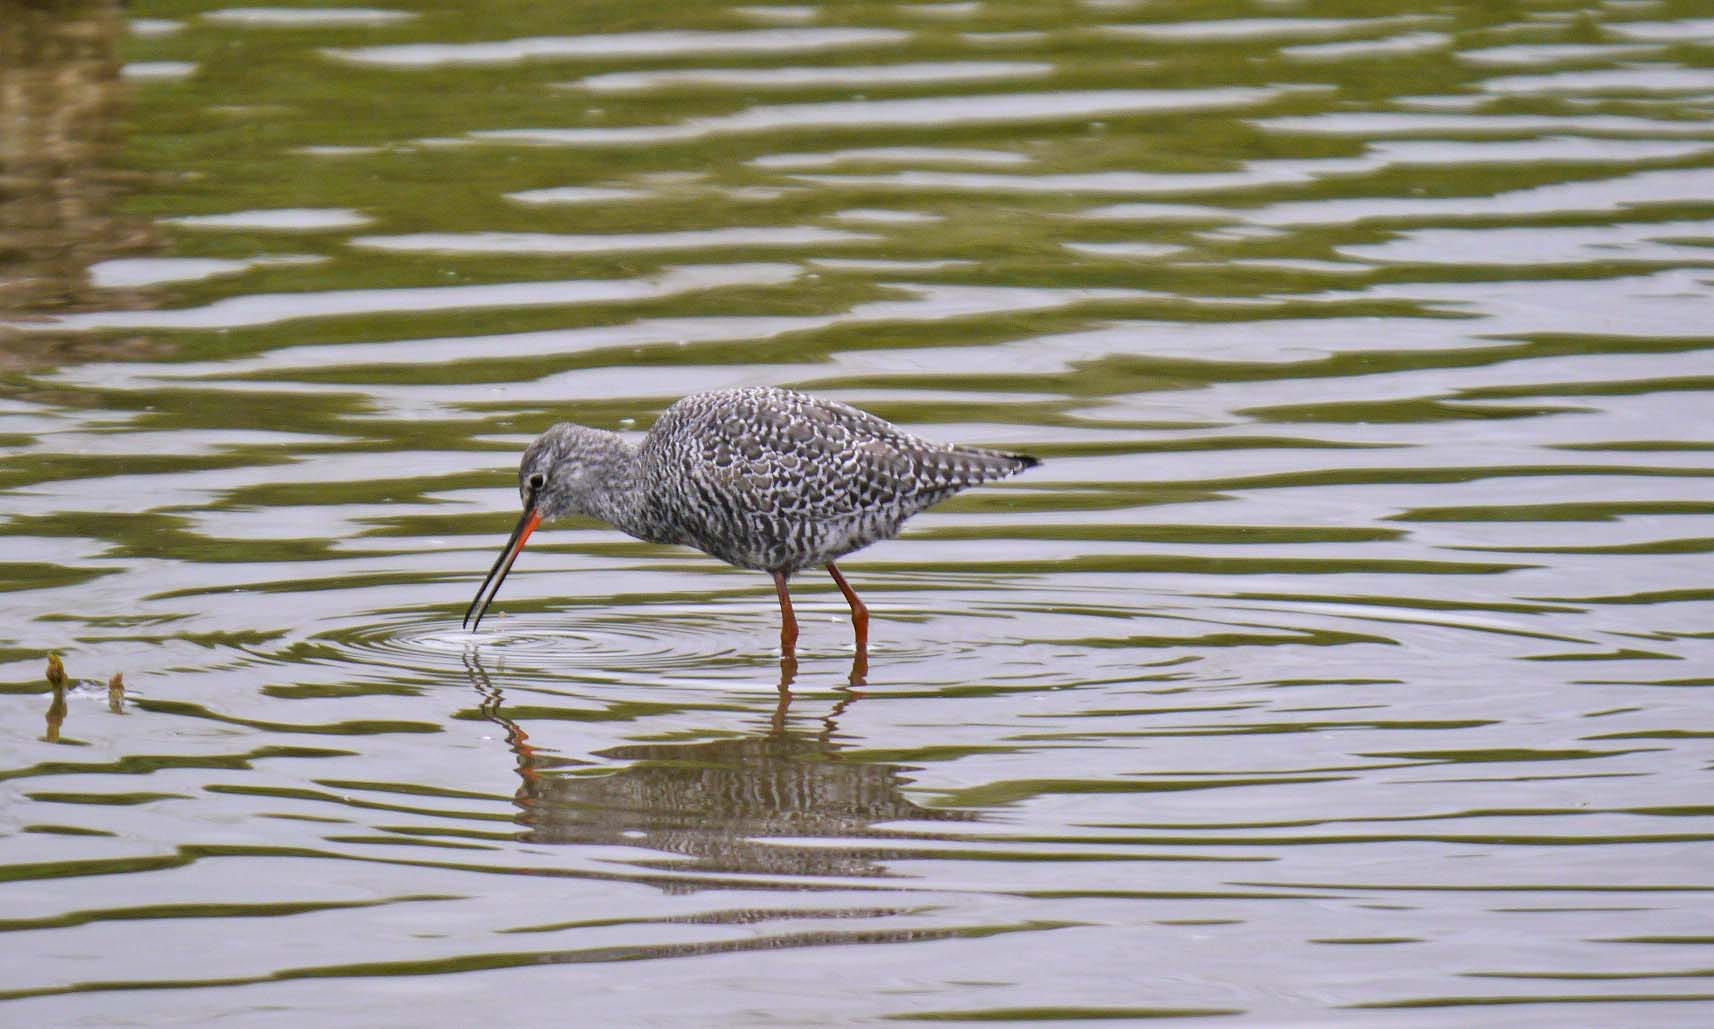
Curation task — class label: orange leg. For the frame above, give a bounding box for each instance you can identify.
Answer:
[771,570,799,657]
[826,563,870,653]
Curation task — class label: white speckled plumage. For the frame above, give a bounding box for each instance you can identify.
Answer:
[467,386,1040,654]
[526,386,1037,572]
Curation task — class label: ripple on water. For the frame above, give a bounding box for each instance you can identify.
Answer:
[11,1,1714,1021]
[307,588,1202,692]
[332,608,754,682]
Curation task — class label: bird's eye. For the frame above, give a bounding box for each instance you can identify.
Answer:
[527,472,546,491]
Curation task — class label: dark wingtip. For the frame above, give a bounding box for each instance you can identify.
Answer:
[1012,452,1041,469]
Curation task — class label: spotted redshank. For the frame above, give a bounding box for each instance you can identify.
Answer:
[463,386,1039,657]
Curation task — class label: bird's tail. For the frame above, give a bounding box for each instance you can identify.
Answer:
[953,446,1042,480]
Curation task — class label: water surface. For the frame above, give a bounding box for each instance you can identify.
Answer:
[4,0,1714,1023]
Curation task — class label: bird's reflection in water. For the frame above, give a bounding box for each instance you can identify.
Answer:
[464,654,976,882]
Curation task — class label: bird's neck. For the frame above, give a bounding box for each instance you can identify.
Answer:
[582,433,650,536]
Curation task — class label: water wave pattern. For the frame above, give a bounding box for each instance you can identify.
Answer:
[4,0,1714,1022]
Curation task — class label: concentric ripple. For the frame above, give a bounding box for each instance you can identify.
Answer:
[332,605,762,680]
[312,588,1131,689]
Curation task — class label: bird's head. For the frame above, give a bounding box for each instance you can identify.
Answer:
[517,422,630,523]
[464,422,633,631]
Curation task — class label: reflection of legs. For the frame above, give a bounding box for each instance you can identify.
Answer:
[772,570,799,657]
[772,663,795,733]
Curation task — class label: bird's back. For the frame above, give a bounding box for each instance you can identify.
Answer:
[635,387,1036,573]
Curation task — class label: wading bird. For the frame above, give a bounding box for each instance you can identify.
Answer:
[464,386,1039,660]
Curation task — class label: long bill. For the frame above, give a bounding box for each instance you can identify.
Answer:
[463,502,543,631]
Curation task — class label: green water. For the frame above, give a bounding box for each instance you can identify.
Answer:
[4,0,1714,1022]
